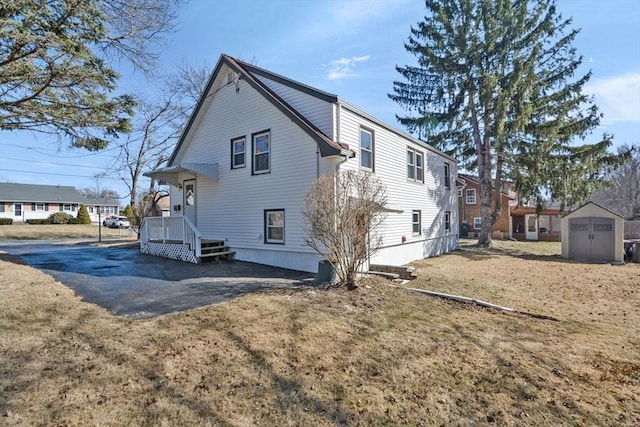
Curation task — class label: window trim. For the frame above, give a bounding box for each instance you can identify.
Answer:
[445,211,451,232]
[231,136,246,169]
[466,188,476,205]
[35,202,45,211]
[359,127,374,171]
[407,147,424,183]
[264,209,285,244]
[412,210,422,235]
[252,130,271,175]
[473,217,482,230]
[444,162,451,189]
[457,188,463,197]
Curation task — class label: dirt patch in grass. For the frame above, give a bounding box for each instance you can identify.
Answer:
[0,223,136,241]
[1,240,638,425]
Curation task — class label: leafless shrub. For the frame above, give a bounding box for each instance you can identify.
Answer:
[302,170,387,289]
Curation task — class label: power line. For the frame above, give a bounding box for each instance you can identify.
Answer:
[2,157,108,169]
[0,167,129,180]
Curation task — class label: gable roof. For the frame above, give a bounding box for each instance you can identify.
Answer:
[563,201,625,219]
[168,54,352,166]
[0,182,81,203]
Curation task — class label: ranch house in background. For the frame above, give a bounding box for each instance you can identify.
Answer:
[0,182,120,223]
[144,54,458,272]
[457,174,561,241]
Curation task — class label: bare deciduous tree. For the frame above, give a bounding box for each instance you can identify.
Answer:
[590,144,640,219]
[302,170,388,290]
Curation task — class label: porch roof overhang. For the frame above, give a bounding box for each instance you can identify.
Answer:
[145,163,219,186]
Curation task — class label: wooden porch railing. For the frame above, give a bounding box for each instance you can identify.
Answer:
[140,216,202,257]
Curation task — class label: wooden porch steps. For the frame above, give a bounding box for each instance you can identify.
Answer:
[199,239,235,263]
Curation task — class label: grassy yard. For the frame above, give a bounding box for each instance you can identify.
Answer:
[0,240,638,425]
[0,223,136,241]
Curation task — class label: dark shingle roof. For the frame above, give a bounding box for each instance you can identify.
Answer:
[0,183,81,203]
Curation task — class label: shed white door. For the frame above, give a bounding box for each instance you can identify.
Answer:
[183,179,196,225]
[525,215,538,240]
[569,216,614,261]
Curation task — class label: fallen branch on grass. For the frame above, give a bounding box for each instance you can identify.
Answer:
[392,285,559,321]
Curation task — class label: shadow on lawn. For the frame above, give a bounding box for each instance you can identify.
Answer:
[451,245,567,263]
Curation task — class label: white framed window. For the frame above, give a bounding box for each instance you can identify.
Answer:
[444,162,451,189]
[89,206,94,213]
[445,211,451,232]
[412,210,422,235]
[457,188,463,197]
[407,148,424,182]
[466,189,476,204]
[252,130,270,174]
[63,203,72,211]
[473,217,482,230]
[231,137,245,169]
[360,127,373,170]
[35,203,45,211]
[264,209,285,244]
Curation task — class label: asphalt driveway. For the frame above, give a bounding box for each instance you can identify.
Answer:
[0,239,314,318]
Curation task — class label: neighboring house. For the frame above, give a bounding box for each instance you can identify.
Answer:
[457,174,561,241]
[81,197,122,223]
[457,174,515,239]
[0,182,120,223]
[144,54,458,272]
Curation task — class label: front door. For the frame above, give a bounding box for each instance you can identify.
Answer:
[183,179,196,225]
[14,203,22,218]
[525,214,538,240]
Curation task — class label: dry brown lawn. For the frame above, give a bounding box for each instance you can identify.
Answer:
[1,239,638,426]
[0,223,136,241]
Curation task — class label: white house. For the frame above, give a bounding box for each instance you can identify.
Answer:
[143,54,458,272]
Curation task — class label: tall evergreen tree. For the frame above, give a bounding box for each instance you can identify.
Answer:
[389,0,621,246]
[0,0,182,150]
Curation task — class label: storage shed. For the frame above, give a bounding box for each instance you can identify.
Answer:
[561,202,624,263]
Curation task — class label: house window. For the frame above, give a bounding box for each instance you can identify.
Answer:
[412,210,422,235]
[35,203,45,211]
[252,130,270,174]
[231,137,245,169]
[63,204,72,211]
[89,206,94,213]
[466,189,476,204]
[445,211,451,232]
[444,162,451,189]
[407,148,424,182]
[264,209,285,244]
[457,189,463,197]
[0,203,4,213]
[473,217,482,230]
[360,128,373,170]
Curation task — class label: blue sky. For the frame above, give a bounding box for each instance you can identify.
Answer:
[2,0,639,199]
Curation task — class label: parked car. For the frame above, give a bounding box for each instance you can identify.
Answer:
[102,215,117,226]
[104,216,131,228]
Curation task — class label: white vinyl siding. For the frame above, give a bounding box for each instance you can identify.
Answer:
[169,67,335,272]
[254,74,335,138]
[337,104,458,265]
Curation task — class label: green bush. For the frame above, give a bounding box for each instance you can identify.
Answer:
[123,204,136,224]
[26,218,52,224]
[68,217,80,224]
[0,218,13,225]
[76,204,91,224]
[49,211,71,224]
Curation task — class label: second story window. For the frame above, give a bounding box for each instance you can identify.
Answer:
[252,130,270,174]
[360,128,373,170]
[231,137,245,169]
[444,162,451,189]
[407,148,424,182]
[466,188,476,204]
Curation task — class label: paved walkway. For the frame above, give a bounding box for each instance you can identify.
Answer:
[0,239,314,318]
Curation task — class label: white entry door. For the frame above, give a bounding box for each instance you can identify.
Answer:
[183,179,196,225]
[525,214,538,240]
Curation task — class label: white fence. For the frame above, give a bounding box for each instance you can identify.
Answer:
[140,216,202,257]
